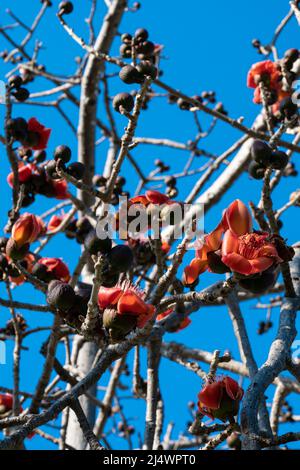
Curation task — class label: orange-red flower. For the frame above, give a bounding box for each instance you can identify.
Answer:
[0,393,13,413]
[156,308,191,332]
[47,214,64,232]
[12,213,46,248]
[26,118,51,150]
[37,257,70,282]
[183,199,281,283]
[51,179,69,200]
[7,162,34,188]
[247,60,281,90]
[130,190,174,206]
[198,376,244,422]
[98,282,155,329]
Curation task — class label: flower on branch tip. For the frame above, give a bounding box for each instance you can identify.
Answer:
[51,179,69,200]
[247,60,281,90]
[0,393,13,413]
[130,189,175,206]
[12,213,46,248]
[25,118,51,150]
[198,376,244,422]
[37,257,70,283]
[156,308,191,332]
[98,281,155,340]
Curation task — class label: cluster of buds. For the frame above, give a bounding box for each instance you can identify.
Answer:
[120,28,159,62]
[184,199,293,292]
[8,74,30,102]
[7,117,51,151]
[128,236,170,268]
[248,140,289,180]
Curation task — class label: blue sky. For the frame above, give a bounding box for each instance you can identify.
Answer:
[0,0,299,449]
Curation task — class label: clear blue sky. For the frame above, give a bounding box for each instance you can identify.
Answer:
[0,0,299,449]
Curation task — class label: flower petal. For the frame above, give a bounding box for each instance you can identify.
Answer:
[249,256,274,274]
[98,286,123,309]
[222,253,252,275]
[222,229,239,256]
[224,200,252,236]
[198,382,223,410]
[223,376,244,401]
[118,290,151,316]
[146,190,170,205]
[183,258,207,285]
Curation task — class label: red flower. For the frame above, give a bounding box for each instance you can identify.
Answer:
[26,118,51,150]
[7,162,34,188]
[130,190,174,206]
[0,393,13,413]
[12,213,46,248]
[157,308,191,332]
[51,179,69,200]
[47,214,64,232]
[98,282,155,329]
[247,60,281,90]
[198,376,244,422]
[38,257,70,282]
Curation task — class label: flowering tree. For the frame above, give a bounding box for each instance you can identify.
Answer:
[0,0,300,451]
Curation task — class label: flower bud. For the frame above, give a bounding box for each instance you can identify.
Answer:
[84,230,112,255]
[47,280,76,311]
[107,245,133,273]
[6,238,29,260]
[66,162,85,180]
[119,65,143,84]
[113,92,134,113]
[54,145,71,163]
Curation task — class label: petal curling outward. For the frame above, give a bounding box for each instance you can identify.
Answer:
[223,376,244,401]
[183,258,207,285]
[222,253,253,275]
[198,382,223,410]
[98,286,123,309]
[223,199,252,236]
[118,290,151,317]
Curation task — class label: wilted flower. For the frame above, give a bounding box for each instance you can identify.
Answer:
[198,376,244,422]
[12,213,46,248]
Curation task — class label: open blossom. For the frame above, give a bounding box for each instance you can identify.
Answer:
[130,190,175,206]
[26,118,51,150]
[184,199,282,284]
[198,376,244,422]
[37,257,70,282]
[12,213,46,248]
[156,308,191,332]
[98,282,155,340]
[51,179,69,200]
[247,60,281,90]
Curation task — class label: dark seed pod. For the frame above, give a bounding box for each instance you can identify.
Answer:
[119,65,143,84]
[119,44,132,58]
[165,176,176,187]
[101,271,120,287]
[66,162,85,180]
[134,28,149,42]
[121,33,132,44]
[7,117,28,141]
[177,97,191,111]
[248,161,265,180]
[107,245,133,272]
[12,87,30,102]
[58,1,73,15]
[270,150,289,170]
[8,75,23,89]
[137,41,155,57]
[115,175,126,187]
[84,230,112,255]
[5,238,29,261]
[54,145,71,163]
[136,61,157,80]
[113,92,134,113]
[93,174,107,187]
[47,280,76,311]
[251,140,272,166]
[45,159,63,180]
[34,150,47,163]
